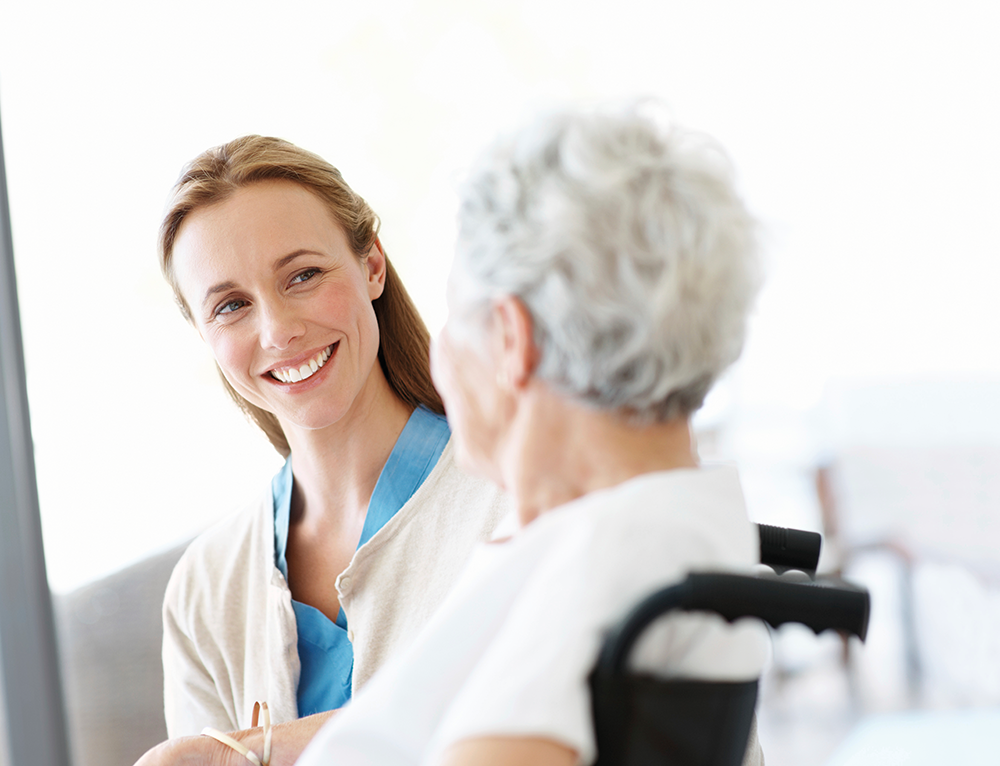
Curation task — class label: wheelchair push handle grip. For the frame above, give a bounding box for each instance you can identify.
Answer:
[757,523,822,574]
[597,572,870,675]
[682,572,869,638]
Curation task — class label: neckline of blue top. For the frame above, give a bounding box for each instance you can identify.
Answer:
[270,404,451,716]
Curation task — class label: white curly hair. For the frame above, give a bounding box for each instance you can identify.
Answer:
[451,102,762,423]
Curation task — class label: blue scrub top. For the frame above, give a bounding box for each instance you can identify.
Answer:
[272,405,451,716]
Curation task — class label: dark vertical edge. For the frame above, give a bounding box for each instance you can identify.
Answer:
[0,101,72,766]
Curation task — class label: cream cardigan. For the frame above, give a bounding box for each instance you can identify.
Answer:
[162,441,510,737]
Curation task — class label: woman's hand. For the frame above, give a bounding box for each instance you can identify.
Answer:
[133,735,229,766]
[132,711,337,766]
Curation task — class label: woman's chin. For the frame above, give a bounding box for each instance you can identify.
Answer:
[274,404,354,435]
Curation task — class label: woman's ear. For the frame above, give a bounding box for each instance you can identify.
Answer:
[493,295,539,390]
[365,238,388,300]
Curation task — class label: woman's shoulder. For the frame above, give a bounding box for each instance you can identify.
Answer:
[417,441,512,535]
[164,483,276,614]
[420,439,509,508]
[356,440,512,562]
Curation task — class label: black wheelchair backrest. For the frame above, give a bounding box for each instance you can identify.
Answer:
[590,572,869,766]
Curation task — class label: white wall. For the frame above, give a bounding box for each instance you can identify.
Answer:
[0,0,997,593]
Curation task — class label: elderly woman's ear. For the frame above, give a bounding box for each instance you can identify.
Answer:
[492,295,538,391]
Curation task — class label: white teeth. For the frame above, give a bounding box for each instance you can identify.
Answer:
[270,345,334,383]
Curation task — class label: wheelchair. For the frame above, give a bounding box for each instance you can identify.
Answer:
[589,525,869,766]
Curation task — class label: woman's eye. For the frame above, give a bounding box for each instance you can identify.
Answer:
[291,268,320,285]
[216,299,247,316]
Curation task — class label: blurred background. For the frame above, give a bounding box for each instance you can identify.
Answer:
[1,1,998,764]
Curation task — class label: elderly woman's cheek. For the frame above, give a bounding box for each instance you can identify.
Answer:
[429,335,453,406]
[430,334,466,426]
[433,334,490,465]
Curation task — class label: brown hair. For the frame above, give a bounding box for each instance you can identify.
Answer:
[158,135,443,457]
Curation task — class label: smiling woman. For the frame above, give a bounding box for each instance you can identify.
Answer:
[136,135,510,766]
[170,180,390,437]
[158,136,447,458]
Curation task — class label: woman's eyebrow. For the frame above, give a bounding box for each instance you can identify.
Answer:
[273,249,322,271]
[203,280,237,308]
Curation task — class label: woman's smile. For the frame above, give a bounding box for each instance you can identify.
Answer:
[266,343,337,384]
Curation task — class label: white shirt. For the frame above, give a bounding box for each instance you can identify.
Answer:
[297,466,769,766]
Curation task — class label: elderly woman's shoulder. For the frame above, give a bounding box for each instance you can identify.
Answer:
[559,466,748,532]
[529,466,756,578]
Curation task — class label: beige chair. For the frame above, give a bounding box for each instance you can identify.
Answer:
[53,540,190,766]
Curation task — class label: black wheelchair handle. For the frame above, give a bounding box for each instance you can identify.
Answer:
[597,572,870,675]
[757,523,822,574]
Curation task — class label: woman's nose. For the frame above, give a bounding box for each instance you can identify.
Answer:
[258,301,305,350]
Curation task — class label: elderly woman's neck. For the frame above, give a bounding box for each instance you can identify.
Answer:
[503,386,699,526]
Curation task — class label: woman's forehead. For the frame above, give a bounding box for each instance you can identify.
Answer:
[170,182,352,298]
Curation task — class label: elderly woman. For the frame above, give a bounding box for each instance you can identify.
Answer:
[285,103,769,766]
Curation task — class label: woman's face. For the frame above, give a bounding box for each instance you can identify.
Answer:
[171,180,385,434]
